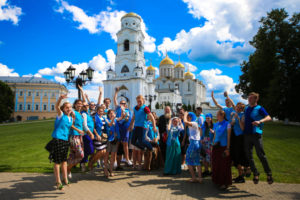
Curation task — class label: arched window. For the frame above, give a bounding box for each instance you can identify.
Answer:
[139,41,142,52]
[121,65,129,73]
[188,82,190,91]
[124,40,129,51]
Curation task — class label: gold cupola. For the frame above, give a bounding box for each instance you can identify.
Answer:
[184,70,194,79]
[159,54,174,66]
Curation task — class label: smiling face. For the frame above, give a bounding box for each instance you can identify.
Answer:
[82,102,89,112]
[225,99,231,107]
[205,116,212,124]
[90,102,96,111]
[97,108,104,116]
[136,96,144,107]
[172,118,179,126]
[62,103,72,115]
[120,100,126,108]
[216,110,225,122]
[74,100,82,111]
[248,94,258,106]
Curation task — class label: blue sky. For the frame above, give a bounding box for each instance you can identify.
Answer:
[0,0,299,105]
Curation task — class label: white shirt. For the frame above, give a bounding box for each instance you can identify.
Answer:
[189,122,200,141]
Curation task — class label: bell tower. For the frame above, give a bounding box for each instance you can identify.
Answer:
[115,13,145,78]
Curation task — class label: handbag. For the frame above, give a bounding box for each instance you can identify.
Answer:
[45,139,55,152]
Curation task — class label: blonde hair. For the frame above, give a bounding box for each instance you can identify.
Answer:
[136,95,144,100]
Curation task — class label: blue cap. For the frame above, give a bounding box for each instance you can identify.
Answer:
[188,112,197,122]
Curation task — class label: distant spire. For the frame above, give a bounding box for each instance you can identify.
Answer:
[178,55,181,63]
[150,58,152,66]
[165,50,168,57]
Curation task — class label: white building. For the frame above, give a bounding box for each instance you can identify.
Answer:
[103,12,206,111]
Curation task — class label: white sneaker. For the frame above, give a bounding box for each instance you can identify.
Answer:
[114,162,118,169]
[68,172,72,179]
[100,159,104,168]
[126,160,133,166]
[81,163,86,172]
[97,160,101,168]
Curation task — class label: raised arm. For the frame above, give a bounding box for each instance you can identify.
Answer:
[55,94,67,116]
[148,112,157,133]
[211,91,222,109]
[226,95,236,110]
[128,113,135,131]
[114,87,119,108]
[78,85,86,103]
[84,93,91,104]
[97,86,103,105]
[183,112,193,127]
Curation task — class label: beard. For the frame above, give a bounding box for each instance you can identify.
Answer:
[164,113,171,119]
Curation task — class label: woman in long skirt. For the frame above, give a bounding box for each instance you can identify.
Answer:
[184,112,203,183]
[164,117,183,175]
[211,110,232,189]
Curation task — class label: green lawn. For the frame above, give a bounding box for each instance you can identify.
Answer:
[0,120,299,183]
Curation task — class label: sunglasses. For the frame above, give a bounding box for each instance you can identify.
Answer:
[120,102,126,105]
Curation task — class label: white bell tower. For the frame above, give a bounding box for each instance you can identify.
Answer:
[115,13,146,78]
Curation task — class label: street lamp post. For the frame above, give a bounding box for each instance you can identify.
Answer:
[63,65,95,99]
[145,94,157,111]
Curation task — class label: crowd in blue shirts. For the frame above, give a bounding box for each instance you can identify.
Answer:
[46,88,273,191]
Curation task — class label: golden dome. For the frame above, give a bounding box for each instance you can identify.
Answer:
[121,12,141,20]
[175,61,185,68]
[184,70,194,79]
[159,55,174,66]
[147,64,156,71]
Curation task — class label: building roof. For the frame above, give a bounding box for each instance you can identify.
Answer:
[0,76,60,84]
[159,55,174,66]
[121,12,141,20]
[146,63,156,71]
[175,61,185,68]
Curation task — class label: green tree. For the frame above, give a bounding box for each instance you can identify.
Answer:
[236,9,300,121]
[155,102,160,109]
[0,81,14,122]
[187,104,192,111]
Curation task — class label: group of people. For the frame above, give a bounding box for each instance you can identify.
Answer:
[46,86,273,191]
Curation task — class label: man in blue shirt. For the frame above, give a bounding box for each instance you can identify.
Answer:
[242,92,273,184]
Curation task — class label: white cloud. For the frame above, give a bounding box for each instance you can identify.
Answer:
[38,49,116,84]
[54,76,66,83]
[0,63,19,77]
[0,0,22,25]
[68,85,100,103]
[184,62,197,72]
[56,0,156,52]
[158,0,300,65]
[199,68,247,105]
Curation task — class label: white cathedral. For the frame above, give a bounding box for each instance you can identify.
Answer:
[103,12,206,111]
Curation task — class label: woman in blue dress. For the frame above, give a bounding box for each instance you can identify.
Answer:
[47,94,73,190]
[184,112,203,183]
[164,117,183,175]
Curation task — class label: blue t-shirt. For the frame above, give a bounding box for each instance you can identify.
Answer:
[52,114,73,141]
[106,118,118,142]
[213,120,230,147]
[197,114,205,128]
[116,105,132,128]
[95,113,106,136]
[223,107,234,122]
[134,104,149,128]
[244,105,268,134]
[232,112,244,136]
[146,121,159,144]
[70,110,83,136]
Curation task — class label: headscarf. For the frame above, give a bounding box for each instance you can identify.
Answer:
[188,112,197,122]
[205,113,213,119]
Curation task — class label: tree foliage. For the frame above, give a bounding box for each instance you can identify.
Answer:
[0,81,15,122]
[236,9,300,121]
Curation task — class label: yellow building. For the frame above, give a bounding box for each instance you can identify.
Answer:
[0,76,68,121]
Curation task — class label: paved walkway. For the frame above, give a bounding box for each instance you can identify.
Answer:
[0,169,299,200]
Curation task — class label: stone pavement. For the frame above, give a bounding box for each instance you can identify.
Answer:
[0,169,299,200]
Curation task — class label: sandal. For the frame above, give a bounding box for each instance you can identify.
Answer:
[62,179,70,187]
[187,178,198,183]
[56,182,64,190]
[253,175,259,184]
[267,176,274,184]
